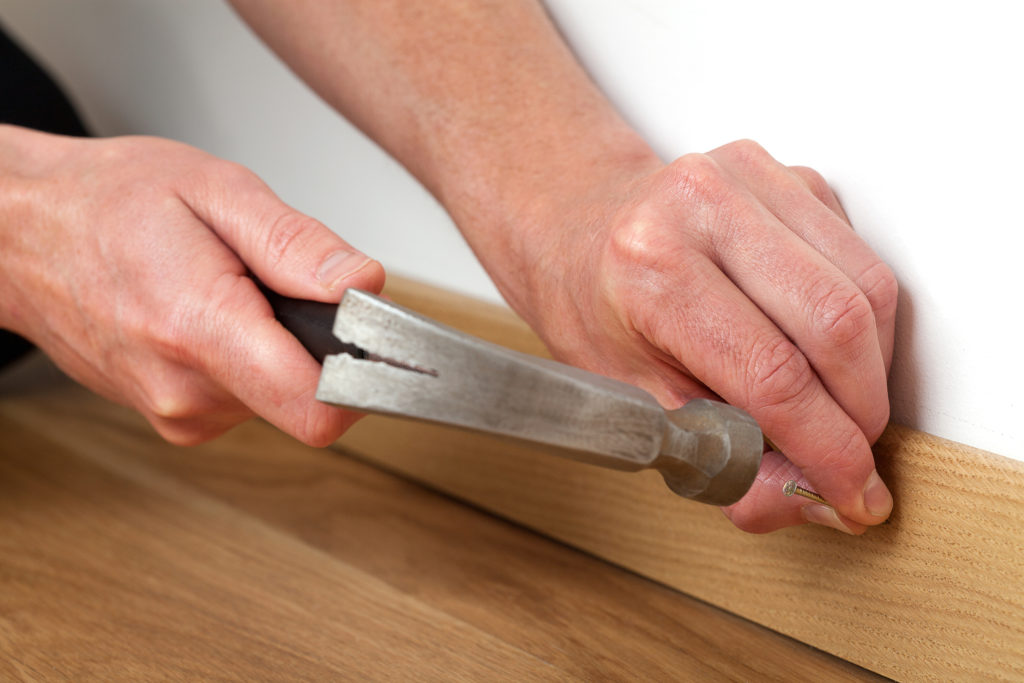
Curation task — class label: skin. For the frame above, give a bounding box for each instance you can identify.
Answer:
[0,0,897,534]
[228,0,896,533]
[0,127,384,446]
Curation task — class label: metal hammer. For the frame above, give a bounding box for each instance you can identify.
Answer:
[265,287,763,506]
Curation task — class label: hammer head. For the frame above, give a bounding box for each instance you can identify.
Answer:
[314,289,763,506]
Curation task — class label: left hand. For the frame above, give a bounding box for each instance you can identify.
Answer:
[492,140,896,533]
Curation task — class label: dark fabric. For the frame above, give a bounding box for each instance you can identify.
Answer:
[1,22,90,135]
[1,22,92,368]
[0,330,34,367]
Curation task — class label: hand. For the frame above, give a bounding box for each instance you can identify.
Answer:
[508,140,896,533]
[0,126,385,446]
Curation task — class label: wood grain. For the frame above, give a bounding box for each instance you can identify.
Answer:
[0,353,876,681]
[334,276,1024,682]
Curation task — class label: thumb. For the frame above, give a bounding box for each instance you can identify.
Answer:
[184,164,386,301]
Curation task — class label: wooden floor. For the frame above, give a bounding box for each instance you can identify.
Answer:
[0,354,881,681]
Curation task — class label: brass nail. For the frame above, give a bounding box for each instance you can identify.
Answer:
[783,480,830,506]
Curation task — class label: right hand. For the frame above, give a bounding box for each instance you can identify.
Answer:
[0,125,385,446]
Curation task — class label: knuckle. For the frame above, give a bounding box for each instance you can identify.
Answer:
[810,282,876,352]
[663,153,748,248]
[857,261,899,318]
[102,137,201,180]
[708,139,776,175]
[148,394,192,421]
[140,380,200,421]
[159,428,204,447]
[723,138,771,165]
[136,302,199,368]
[745,335,816,414]
[296,408,345,448]
[789,165,832,201]
[301,431,337,449]
[607,213,670,268]
[666,152,729,204]
[152,419,226,447]
[210,158,259,186]
[262,211,320,272]
[805,426,866,482]
[603,212,707,310]
[193,158,266,207]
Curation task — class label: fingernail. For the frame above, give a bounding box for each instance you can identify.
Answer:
[801,503,856,535]
[317,249,371,290]
[862,469,894,518]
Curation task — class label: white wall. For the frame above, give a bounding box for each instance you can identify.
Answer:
[2,1,1021,460]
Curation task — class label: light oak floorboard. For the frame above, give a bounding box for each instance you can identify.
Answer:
[0,353,877,681]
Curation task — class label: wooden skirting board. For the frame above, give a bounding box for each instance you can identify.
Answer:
[337,276,1024,682]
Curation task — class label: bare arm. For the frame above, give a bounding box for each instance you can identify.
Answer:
[230,0,896,533]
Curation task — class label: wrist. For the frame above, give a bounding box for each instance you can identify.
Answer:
[436,120,662,324]
[0,125,74,334]
[450,132,659,339]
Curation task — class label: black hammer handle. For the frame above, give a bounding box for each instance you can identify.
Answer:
[258,283,356,364]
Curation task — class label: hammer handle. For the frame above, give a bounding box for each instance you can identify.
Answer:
[258,284,347,364]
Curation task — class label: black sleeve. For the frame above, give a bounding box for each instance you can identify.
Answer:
[1,21,90,136]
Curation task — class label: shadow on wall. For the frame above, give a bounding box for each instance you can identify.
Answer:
[888,285,920,432]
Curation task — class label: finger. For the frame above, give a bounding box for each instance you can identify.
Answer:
[617,240,889,526]
[181,162,386,302]
[191,274,364,446]
[788,165,851,225]
[724,217,889,442]
[670,153,889,443]
[129,360,256,445]
[722,451,866,535]
[707,143,898,377]
[786,164,897,376]
[148,408,254,446]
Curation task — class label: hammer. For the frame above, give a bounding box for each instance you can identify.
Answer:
[264,287,763,506]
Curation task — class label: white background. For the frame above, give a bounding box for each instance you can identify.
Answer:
[2,1,1021,460]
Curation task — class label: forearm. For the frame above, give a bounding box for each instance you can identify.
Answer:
[228,0,659,313]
